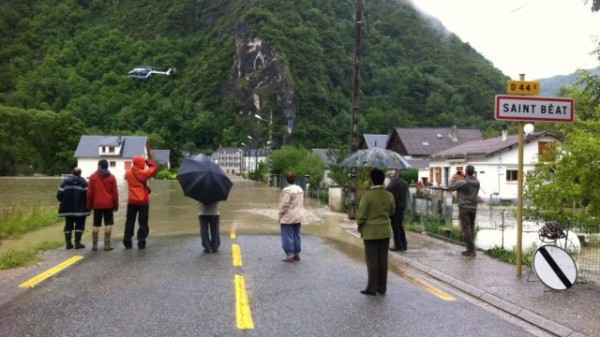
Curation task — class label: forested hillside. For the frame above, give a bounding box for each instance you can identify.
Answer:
[0,0,509,175]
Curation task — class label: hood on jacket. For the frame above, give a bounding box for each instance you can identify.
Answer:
[98,168,111,176]
[132,156,146,169]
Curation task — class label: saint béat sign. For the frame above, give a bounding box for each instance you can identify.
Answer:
[495,95,574,123]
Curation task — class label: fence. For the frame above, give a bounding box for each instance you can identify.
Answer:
[411,187,600,284]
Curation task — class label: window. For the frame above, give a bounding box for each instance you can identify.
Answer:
[506,169,518,181]
[109,161,116,168]
[108,146,115,153]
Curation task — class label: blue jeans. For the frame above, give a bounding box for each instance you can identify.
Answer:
[281,223,301,256]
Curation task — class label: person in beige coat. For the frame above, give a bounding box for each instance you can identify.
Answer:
[278,172,304,262]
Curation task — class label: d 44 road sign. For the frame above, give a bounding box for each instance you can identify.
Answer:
[495,95,574,123]
[507,80,540,95]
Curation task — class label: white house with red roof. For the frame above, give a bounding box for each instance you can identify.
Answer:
[428,130,561,202]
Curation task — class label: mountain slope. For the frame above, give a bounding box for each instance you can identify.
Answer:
[0,0,509,173]
[538,67,600,96]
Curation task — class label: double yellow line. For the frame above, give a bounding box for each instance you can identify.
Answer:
[230,232,255,330]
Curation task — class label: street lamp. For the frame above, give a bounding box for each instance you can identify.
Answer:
[255,109,273,187]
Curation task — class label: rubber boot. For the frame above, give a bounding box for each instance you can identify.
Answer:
[92,232,99,251]
[65,232,74,250]
[74,232,86,249]
[104,232,113,251]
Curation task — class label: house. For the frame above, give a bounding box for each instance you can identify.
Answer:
[151,149,171,170]
[214,147,268,176]
[74,135,151,179]
[215,146,244,176]
[359,134,388,149]
[428,130,561,201]
[387,126,483,183]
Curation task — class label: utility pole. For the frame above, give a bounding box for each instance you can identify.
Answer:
[348,0,362,219]
[255,110,273,187]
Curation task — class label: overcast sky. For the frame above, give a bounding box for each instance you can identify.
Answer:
[411,0,599,80]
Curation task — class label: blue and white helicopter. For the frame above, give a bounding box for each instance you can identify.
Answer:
[128,67,174,79]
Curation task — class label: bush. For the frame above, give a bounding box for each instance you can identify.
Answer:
[156,168,176,180]
[486,245,534,266]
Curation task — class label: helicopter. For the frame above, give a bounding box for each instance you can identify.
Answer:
[128,67,174,79]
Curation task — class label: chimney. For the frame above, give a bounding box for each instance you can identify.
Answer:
[450,125,458,142]
[501,124,508,141]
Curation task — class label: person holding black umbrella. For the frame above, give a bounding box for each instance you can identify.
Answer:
[198,201,220,253]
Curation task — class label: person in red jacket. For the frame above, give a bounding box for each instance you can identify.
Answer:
[123,156,157,249]
[86,159,119,251]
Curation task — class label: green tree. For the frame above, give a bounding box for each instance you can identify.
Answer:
[271,146,324,187]
[524,70,600,232]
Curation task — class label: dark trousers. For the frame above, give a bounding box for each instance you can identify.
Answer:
[63,216,86,234]
[363,238,390,293]
[391,209,407,249]
[199,215,220,252]
[458,207,477,252]
[124,203,149,247]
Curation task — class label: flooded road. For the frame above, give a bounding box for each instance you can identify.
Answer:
[0,178,559,337]
[0,177,361,257]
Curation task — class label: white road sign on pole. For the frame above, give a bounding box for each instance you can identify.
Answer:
[495,95,574,123]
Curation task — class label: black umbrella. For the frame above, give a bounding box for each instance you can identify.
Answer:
[177,155,233,204]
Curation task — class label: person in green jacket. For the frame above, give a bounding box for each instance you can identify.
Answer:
[356,169,395,296]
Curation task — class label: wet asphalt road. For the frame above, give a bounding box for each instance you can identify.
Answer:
[0,178,547,336]
[1,236,544,337]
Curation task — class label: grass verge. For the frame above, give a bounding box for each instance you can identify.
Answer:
[0,205,61,269]
[0,241,63,270]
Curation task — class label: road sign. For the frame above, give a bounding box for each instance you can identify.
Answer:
[532,245,577,290]
[507,80,540,95]
[495,95,574,123]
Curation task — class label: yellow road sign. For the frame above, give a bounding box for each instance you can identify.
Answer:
[507,80,540,95]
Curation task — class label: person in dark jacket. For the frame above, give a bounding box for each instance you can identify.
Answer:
[123,156,157,250]
[447,164,480,257]
[86,159,119,251]
[386,169,409,251]
[57,167,90,249]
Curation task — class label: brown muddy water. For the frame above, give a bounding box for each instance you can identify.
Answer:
[0,177,363,258]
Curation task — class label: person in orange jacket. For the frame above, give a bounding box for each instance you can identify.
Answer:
[86,159,119,251]
[123,156,157,249]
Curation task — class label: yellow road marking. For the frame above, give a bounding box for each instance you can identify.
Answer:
[18,256,84,289]
[232,244,243,267]
[402,272,455,301]
[234,274,255,329]
[230,232,236,239]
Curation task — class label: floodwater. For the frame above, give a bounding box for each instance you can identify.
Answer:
[0,177,362,256]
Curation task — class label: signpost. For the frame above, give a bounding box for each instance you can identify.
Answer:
[497,75,574,278]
